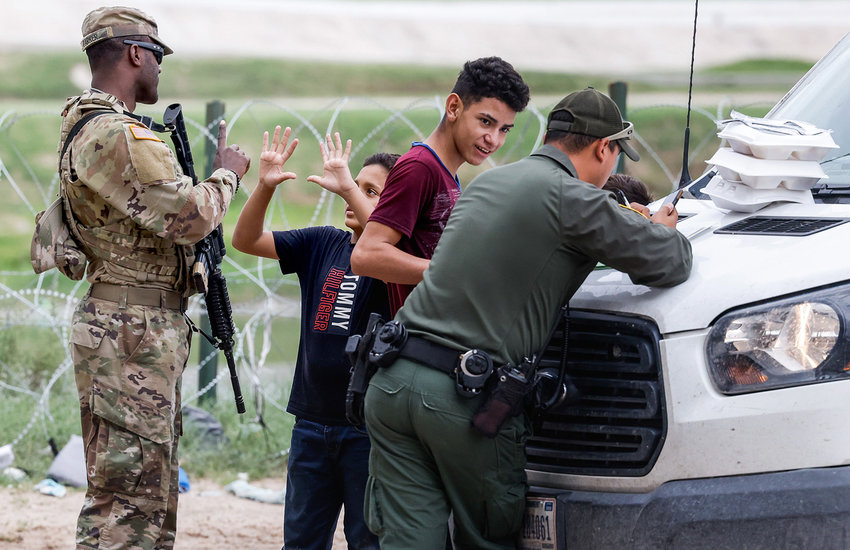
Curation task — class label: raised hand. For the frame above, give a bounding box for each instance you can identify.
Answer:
[259,126,299,188]
[306,132,355,195]
[213,119,251,178]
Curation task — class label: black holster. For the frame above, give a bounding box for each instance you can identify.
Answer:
[344,316,408,425]
[344,313,384,426]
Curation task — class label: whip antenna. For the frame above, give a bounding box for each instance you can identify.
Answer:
[678,0,699,190]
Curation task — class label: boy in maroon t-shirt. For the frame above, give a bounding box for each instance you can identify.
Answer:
[351,56,530,315]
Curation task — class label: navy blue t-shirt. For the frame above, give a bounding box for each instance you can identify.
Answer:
[273,226,390,425]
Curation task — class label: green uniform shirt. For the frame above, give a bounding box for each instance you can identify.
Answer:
[398,144,692,366]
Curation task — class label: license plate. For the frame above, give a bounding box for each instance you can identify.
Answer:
[517,497,557,550]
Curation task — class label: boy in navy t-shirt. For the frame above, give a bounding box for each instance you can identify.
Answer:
[233,127,397,550]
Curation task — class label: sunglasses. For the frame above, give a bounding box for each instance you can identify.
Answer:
[123,39,164,65]
[603,121,634,142]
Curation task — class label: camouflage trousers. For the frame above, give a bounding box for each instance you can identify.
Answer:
[70,291,190,550]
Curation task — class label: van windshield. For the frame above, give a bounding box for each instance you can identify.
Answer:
[769,32,850,187]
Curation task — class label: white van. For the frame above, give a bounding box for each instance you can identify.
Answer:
[520,31,850,550]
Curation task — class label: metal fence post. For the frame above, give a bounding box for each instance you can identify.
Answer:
[609,81,628,174]
[198,100,225,406]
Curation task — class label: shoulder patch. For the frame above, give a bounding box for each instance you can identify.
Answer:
[129,125,163,142]
[125,125,178,184]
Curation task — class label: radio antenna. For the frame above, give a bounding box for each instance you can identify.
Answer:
[678,0,699,190]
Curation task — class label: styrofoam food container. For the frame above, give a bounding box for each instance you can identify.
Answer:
[703,173,814,213]
[706,148,827,190]
[718,122,838,161]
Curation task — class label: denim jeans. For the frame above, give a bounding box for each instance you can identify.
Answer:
[283,418,379,550]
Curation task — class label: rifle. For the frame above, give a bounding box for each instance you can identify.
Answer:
[162,103,246,414]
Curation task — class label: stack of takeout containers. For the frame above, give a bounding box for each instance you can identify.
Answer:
[702,111,838,212]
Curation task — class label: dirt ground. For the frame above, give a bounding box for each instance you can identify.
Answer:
[0,478,347,549]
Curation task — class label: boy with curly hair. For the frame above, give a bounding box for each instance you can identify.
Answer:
[351,56,530,315]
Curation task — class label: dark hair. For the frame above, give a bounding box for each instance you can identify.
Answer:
[363,152,401,173]
[545,110,617,154]
[86,34,147,71]
[451,56,530,113]
[604,173,654,205]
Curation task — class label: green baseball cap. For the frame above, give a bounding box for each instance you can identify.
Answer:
[547,87,640,161]
[81,6,173,55]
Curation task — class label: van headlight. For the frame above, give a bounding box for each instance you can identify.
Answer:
[706,286,849,395]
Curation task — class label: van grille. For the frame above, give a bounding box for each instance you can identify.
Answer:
[525,311,665,477]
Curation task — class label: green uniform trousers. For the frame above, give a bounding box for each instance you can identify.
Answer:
[364,358,529,549]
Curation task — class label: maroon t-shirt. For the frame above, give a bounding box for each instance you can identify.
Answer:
[368,143,461,315]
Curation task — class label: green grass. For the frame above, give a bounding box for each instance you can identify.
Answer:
[179,398,293,484]
[0,312,299,483]
[706,58,814,74]
[0,326,79,479]
[0,375,296,485]
[1,392,82,480]
[0,52,84,100]
[0,51,811,101]
[0,326,66,392]
[0,51,604,101]
[0,234,35,273]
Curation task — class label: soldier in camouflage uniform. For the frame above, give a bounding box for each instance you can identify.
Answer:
[61,7,251,549]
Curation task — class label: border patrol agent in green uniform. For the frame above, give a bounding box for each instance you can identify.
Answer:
[363,88,693,549]
[62,7,250,549]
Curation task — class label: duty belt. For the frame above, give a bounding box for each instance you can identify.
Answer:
[399,335,462,376]
[399,335,496,396]
[89,282,187,311]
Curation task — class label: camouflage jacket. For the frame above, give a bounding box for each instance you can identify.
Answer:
[58,90,237,294]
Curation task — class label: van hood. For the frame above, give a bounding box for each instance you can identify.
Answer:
[570,199,850,334]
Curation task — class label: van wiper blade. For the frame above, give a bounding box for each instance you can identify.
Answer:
[820,152,850,166]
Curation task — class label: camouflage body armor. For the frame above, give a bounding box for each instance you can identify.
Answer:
[59,91,194,294]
